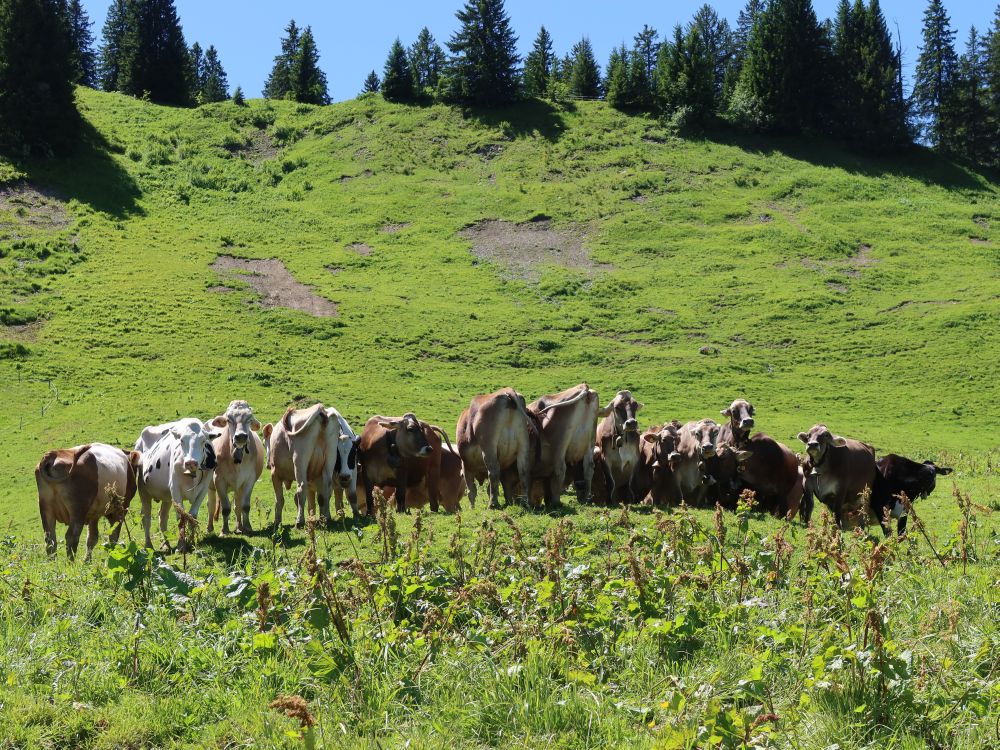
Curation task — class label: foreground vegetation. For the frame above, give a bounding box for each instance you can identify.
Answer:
[1,89,999,747]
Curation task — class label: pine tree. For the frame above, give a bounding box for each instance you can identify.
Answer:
[362,70,380,94]
[953,26,989,162]
[232,84,245,105]
[691,5,733,101]
[446,0,520,106]
[408,27,443,92]
[982,5,999,163]
[0,0,79,155]
[118,0,190,105]
[913,0,959,148]
[657,24,715,126]
[98,0,129,92]
[263,19,299,99]
[604,45,631,108]
[633,25,658,84]
[569,37,601,98]
[382,38,414,102]
[523,25,554,97]
[189,41,204,101]
[63,0,96,86]
[733,0,764,64]
[730,0,829,134]
[200,45,228,102]
[290,26,328,105]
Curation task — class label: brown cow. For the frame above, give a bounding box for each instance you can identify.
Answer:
[674,419,721,504]
[358,413,453,514]
[35,443,142,561]
[798,424,877,529]
[456,388,537,509]
[526,384,613,507]
[719,398,755,448]
[704,399,756,507]
[383,444,466,512]
[731,435,805,518]
[592,390,643,504]
[632,422,683,506]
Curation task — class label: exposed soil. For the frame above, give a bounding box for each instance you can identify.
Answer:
[339,170,373,183]
[0,182,71,231]
[2,320,43,341]
[211,255,338,317]
[880,299,961,314]
[381,223,410,234]
[236,129,279,163]
[474,144,504,161]
[460,218,610,283]
[973,216,990,230]
[346,243,373,256]
[970,237,990,246]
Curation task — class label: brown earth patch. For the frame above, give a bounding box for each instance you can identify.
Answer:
[346,242,373,256]
[826,282,848,293]
[459,218,610,283]
[970,237,990,246]
[880,299,961,314]
[0,182,71,232]
[2,320,43,341]
[973,215,990,230]
[646,306,677,316]
[211,255,337,317]
[236,129,278,163]
[474,144,504,161]
[381,223,410,234]
[339,170,373,183]
[206,285,233,293]
[629,193,649,203]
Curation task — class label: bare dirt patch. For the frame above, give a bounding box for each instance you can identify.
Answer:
[973,215,990,230]
[211,255,337,317]
[381,223,410,234]
[460,218,611,283]
[234,129,279,163]
[346,242,373,256]
[474,144,504,161]
[2,320,44,341]
[970,237,990,246]
[879,299,961,314]
[339,170,373,183]
[0,182,70,232]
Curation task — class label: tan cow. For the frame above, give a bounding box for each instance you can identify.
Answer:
[798,424,877,529]
[525,384,613,507]
[35,444,142,561]
[674,419,721,504]
[263,403,361,528]
[632,422,683,506]
[206,400,265,535]
[592,390,642,504]
[383,444,466,512]
[456,387,538,509]
[358,413,453,514]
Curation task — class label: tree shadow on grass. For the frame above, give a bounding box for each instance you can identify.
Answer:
[705,128,996,193]
[461,98,568,143]
[20,117,143,220]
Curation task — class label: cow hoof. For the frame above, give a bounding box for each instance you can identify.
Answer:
[488,501,500,510]
[159,541,173,554]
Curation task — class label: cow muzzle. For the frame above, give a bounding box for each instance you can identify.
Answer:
[183,460,199,475]
[701,444,716,458]
[624,419,639,434]
[418,446,433,457]
[339,472,353,482]
[740,418,754,430]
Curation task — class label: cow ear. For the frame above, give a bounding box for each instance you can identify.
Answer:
[170,427,182,440]
[597,402,614,418]
[636,402,644,411]
[721,408,731,417]
[831,436,848,448]
[378,421,400,430]
[936,465,954,475]
[129,450,143,467]
[211,415,228,428]
[263,423,273,439]
[203,421,222,438]
[797,432,808,443]
[749,405,755,416]
[642,432,659,443]
[251,418,262,432]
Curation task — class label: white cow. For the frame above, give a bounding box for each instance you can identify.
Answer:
[135,418,220,551]
[206,400,265,536]
[262,403,360,528]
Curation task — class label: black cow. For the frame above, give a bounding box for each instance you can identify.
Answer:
[873,454,953,535]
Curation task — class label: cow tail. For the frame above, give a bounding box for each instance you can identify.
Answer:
[515,394,544,463]
[285,404,328,436]
[429,425,454,453]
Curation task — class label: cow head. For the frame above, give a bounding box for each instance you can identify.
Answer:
[643,423,682,473]
[607,390,642,445]
[170,419,221,475]
[379,413,432,458]
[690,419,721,459]
[334,433,361,481]
[796,424,846,465]
[905,460,954,500]
[721,399,755,440]
[211,400,261,465]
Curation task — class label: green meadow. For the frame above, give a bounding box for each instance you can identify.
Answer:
[1,88,999,748]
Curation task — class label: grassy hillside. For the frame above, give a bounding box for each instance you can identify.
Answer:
[1,89,999,749]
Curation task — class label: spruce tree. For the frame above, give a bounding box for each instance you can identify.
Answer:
[290,26,328,105]
[118,0,190,105]
[733,0,764,64]
[569,37,601,98]
[446,0,520,106]
[201,45,228,102]
[691,5,733,101]
[0,0,79,155]
[263,19,299,99]
[983,5,999,163]
[232,84,245,105]
[913,0,959,148]
[953,26,989,162]
[98,0,129,92]
[408,27,443,92]
[604,45,631,109]
[633,24,658,84]
[523,25,554,98]
[657,24,714,126]
[63,0,96,86]
[382,38,414,102]
[362,70,380,94]
[731,0,829,134]
[189,41,204,102]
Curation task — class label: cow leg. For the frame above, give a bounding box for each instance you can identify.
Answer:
[897,515,908,535]
[363,470,376,517]
[346,474,360,521]
[85,520,100,562]
[159,499,173,552]
[271,473,285,529]
[600,460,615,506]
[465,469,478,509]
[515,444,531,509]
[485,454,503,510]
[295,485,311,528]
[800,486,814,525]
[332,481,344,519]
[235,483,253,534]
[317,485,333,526]
[395,469,409,513]
[140,489,155,549]
[40,506,57,556]
[218,483,233,536]
[108,519,123,546]
[580,453,595,505]
[64,520,84,561]
[546,463,566,509]
[206,483,218,536]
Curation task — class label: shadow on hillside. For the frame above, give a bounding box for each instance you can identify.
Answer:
[709,129,994,193]
[462,99,567,142]
[27,118,143,219]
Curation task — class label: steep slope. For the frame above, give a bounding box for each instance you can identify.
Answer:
[1,88,998,529]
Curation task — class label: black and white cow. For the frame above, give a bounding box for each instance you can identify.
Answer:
[873,454,953,535]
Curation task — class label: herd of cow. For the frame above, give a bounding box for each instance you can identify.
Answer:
[34,384,953,561]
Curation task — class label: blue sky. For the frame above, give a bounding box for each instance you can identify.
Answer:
[80,1,994,101]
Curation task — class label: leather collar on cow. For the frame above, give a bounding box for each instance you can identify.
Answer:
[386,429,401,468]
